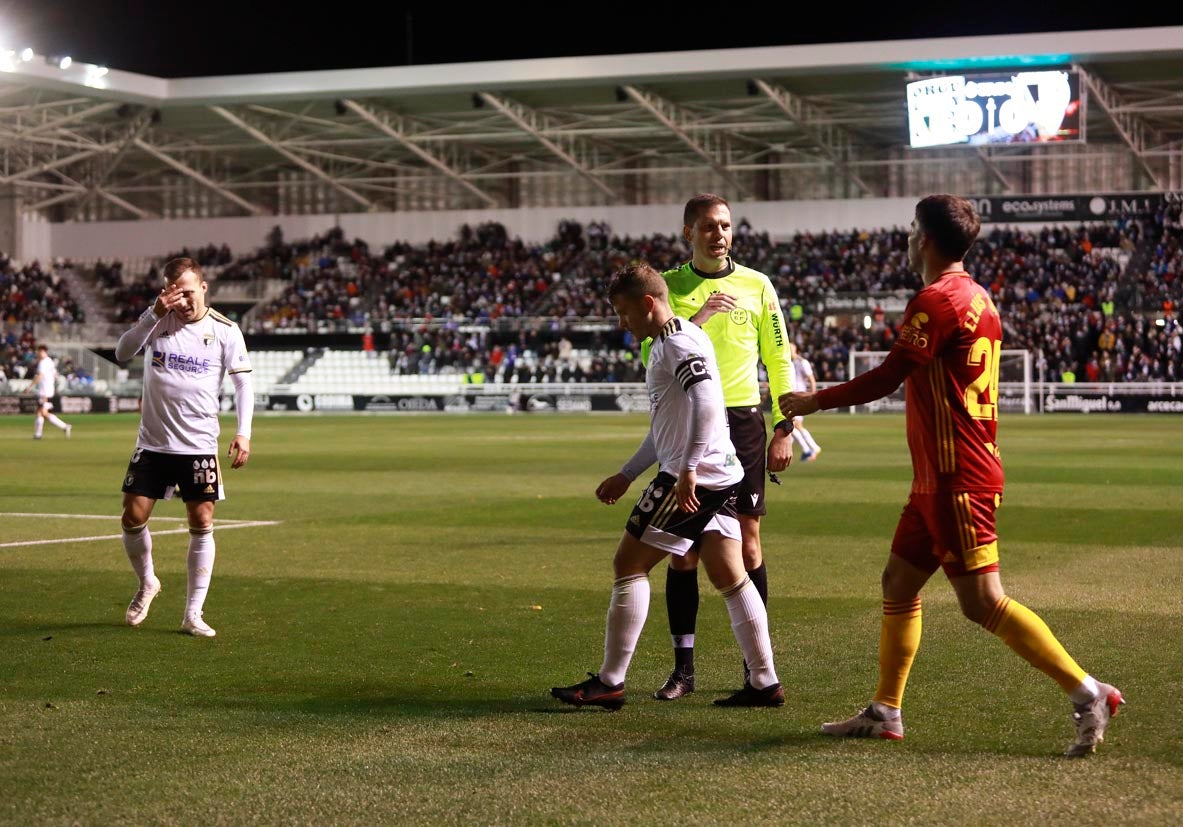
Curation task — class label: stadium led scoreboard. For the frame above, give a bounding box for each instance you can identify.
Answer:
[907,70,1084,149]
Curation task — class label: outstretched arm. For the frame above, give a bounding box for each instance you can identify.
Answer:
[780,348,919,417]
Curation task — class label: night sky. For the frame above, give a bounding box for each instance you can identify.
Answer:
[2,1,1181,78]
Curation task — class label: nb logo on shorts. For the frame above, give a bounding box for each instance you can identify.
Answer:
[193,466,217,485]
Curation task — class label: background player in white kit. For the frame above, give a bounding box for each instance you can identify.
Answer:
[551,263,782,709]
[114,257,254,637]
[788,344,822,462]
[32,345,71,440]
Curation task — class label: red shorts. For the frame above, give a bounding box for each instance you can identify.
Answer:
[890,491,1002,578]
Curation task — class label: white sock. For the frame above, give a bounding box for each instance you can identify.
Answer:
[799,425,821,454]
[1069,674,1101,705]
[598,574,650,686]
[46,413,68,430]
[722,577,779,689]
[185,528,216,618]
[790,429,807,450]
[871,701,902,720]
[34,416,44,438]
[122,523,155,583]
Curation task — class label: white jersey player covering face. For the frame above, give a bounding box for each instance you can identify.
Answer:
[114,257,254,637]
[551,262,783,710]
[32,345,71,440]
[789,344,822,462]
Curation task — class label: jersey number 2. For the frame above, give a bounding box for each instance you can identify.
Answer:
[964,337,1001,421]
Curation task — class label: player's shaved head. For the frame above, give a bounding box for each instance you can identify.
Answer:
[608,262,668,303]
[162,256,203,284]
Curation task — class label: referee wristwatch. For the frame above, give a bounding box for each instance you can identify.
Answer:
[773,419,794,436]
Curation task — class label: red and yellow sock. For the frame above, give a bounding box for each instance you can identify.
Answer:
[873,597,922,709]
[984,596,1086,693]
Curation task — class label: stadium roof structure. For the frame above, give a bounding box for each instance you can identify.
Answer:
[3,26,1183,220]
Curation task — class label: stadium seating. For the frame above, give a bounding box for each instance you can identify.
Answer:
[1,259,85,325]
[220,350,303,395]
[91,208,1183,385]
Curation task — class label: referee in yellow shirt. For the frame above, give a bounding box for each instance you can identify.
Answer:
[650,193,795,705]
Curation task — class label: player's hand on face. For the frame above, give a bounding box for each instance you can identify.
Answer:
[767,431,791,472]
[596,473,632,505]
[152,286,171,317]
[692,292,737,325]
[153,283,182,317]
[675,469,699,513]
[779,391,819,419]
[228,436,250,469]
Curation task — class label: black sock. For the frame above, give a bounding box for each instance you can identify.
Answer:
[748,561,769,607]
[666,566,699,673]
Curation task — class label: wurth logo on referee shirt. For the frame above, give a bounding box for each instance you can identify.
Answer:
[152,350,212,374]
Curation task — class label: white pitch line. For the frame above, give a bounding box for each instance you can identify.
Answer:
[0,520,281,549]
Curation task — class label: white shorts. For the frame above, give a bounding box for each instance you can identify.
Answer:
[641,513,742,556]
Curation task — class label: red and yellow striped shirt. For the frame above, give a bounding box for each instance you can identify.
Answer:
[816,271,1004,494]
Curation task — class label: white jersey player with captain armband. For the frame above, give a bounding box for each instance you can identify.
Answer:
[550,262,783,711]
[114,257,254,638]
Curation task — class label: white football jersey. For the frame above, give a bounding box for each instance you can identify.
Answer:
[645,317,742,489]
[132,307,252,454]
[35,356,56,398]
[792,355,815,393]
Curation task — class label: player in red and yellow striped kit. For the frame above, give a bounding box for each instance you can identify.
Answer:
[779,195,1123,757]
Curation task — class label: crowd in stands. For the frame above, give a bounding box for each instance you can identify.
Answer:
[166,243,234,269]
[1138,200,1183,316]
[1,258,85,326]
[388,326,643,384]
[77,204,1183,385]
[215,227,356,283]
[0,328,37,387]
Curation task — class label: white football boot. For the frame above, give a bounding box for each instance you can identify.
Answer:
[125,577,161,626]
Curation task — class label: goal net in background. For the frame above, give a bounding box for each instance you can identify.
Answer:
[842,349,1033,414]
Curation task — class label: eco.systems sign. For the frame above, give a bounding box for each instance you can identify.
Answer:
[968,191,1178,223]
[907,70,1083,149]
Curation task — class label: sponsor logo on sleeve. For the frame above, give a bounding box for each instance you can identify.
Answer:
[898,312,930,350]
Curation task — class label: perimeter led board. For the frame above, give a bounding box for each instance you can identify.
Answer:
[907,70,1083,148]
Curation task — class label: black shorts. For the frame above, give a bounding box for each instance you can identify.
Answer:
[727,406,768,516]
[625,472,741,556]
[122,448,225,503]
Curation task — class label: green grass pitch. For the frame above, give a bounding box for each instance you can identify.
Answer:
[1,412,1181,825]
